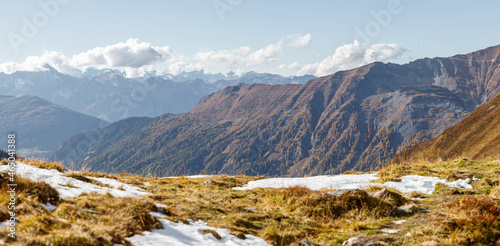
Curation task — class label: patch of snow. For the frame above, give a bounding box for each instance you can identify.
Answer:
[87,177,149,197]
[126,219,271,246]
[155,203,168,208]
[0,218,18,228]
[41,203,57,212]
[56,218,68,223]
[233,174,379,191]
[149,212,168,218]
[410,197,425,201]
[381,229,399,234]
[393,220,406,225]
[0,222,11,228]
[233,173,472,195]
[0,162,150,199]
[384,175,472,195]
[472,176,480,181]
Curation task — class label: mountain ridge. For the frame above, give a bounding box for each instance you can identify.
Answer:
[52,44,500,176]
[0,95,108,158]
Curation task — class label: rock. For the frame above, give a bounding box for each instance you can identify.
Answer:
[203,179,213,185]
[298,239,320,246]
[369,188,388,198]
[342,237,365,246]
[391,204,418,217]
[327,189,363,197]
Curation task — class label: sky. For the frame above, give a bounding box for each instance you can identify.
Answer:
[1,0,499,78]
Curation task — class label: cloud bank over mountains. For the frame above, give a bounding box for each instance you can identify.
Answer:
[0,35,407,78]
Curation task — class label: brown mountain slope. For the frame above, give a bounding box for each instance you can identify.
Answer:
[53,44,500,177]
[0,95,107,158]
[391,91,500,164]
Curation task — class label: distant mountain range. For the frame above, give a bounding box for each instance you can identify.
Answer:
[0,95,107,158]
[52,45,500,176]
[0,67,315,122]
[391,90,500,164]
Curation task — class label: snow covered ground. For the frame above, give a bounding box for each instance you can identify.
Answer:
[384,175,472,194]
[233,174,378,191]
[233,173,472,195]
[125,213,271,246]
[0,162,150,199]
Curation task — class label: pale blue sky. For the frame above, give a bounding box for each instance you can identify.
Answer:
[1,0,499,77]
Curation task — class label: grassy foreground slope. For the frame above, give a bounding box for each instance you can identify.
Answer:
[1,157,500,245]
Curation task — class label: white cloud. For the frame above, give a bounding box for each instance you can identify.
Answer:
[193,46,251,68]
[191,40,284,72]
[0,38,407,78]
[277,62,302,71]
[71,39,166,68]
[248,40,283,65]
[287,34,311,49]
[0,39,184,77]
[289,41,407,76]
[0,51,79,76]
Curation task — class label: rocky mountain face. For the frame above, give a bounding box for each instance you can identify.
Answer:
[52,45,500,177]
[0,95,107,158]
[390,90,500,164]
[0,68,315,122]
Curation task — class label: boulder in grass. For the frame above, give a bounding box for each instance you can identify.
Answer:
[342,237,366,246]
[391,204,419,217]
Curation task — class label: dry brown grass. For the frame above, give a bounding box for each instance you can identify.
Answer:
[5,158,500,245]
[24,159,66,172]
[377,158,500,245]
[62,173,114,188]
[0,172,59,205]
[0,189,162,245]
[145,175,408,245]
[0,162,162,246]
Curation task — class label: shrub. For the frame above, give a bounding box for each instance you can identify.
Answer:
[445,197,500,245]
